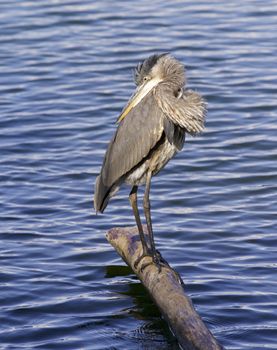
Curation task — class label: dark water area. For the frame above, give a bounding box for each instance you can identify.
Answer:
[1,0,277,349]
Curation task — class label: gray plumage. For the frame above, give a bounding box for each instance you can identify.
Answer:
[94,54,205,213]
[94,53,206,269]
[95,92,163,212]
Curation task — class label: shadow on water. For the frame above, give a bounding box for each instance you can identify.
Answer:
[105,265,180,349]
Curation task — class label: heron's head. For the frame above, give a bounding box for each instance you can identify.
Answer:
[134,53,185,87]
[117,53,186,122]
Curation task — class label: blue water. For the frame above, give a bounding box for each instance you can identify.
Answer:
[1,1,277,349]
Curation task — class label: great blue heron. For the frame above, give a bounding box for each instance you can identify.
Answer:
[94,53,205,270]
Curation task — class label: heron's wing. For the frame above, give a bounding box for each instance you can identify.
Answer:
[163,117,186,151]
[94,92,163,212]
[103,93,163,185]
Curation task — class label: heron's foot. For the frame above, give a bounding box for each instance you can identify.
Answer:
[140,250,169,273]
[134,249,152,269]
[154,250,170,266]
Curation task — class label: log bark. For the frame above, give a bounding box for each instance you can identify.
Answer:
[106,226,224,350]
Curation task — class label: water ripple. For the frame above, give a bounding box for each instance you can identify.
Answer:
[1,0,277,349]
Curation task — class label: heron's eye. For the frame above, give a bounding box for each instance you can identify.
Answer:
[143,76,149,82]
[175,87,183,99]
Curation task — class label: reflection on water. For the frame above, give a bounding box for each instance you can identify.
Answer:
[105,265,180,349]
[0,0,277,349]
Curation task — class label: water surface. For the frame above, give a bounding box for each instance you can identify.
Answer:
[0,0,277,349]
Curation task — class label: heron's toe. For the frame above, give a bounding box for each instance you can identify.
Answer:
[140,251,169,273]
[134,250,152,269]
[155,250,170,266]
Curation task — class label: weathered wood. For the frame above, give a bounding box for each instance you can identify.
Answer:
[106,226,224,350]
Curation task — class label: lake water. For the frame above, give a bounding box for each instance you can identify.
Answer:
[0,1,276,349]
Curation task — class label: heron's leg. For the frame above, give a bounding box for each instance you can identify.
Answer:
[141,171,170,272]
[143,171,155,253]
[129,186,150,267]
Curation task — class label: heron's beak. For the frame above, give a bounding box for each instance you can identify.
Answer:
[117,77,162,123]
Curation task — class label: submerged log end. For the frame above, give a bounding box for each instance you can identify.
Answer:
[106,226,224,350]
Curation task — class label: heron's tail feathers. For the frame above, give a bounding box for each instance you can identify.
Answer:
[94,175,110,213]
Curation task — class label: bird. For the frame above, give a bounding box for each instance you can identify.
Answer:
[94,53,206,270]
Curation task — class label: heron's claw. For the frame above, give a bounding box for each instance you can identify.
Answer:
[134,248,170,272]
[140,250,169,273]
[134,249,152,269]
[154,250,170,266]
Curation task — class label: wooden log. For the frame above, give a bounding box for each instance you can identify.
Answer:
[106,226,224,350]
